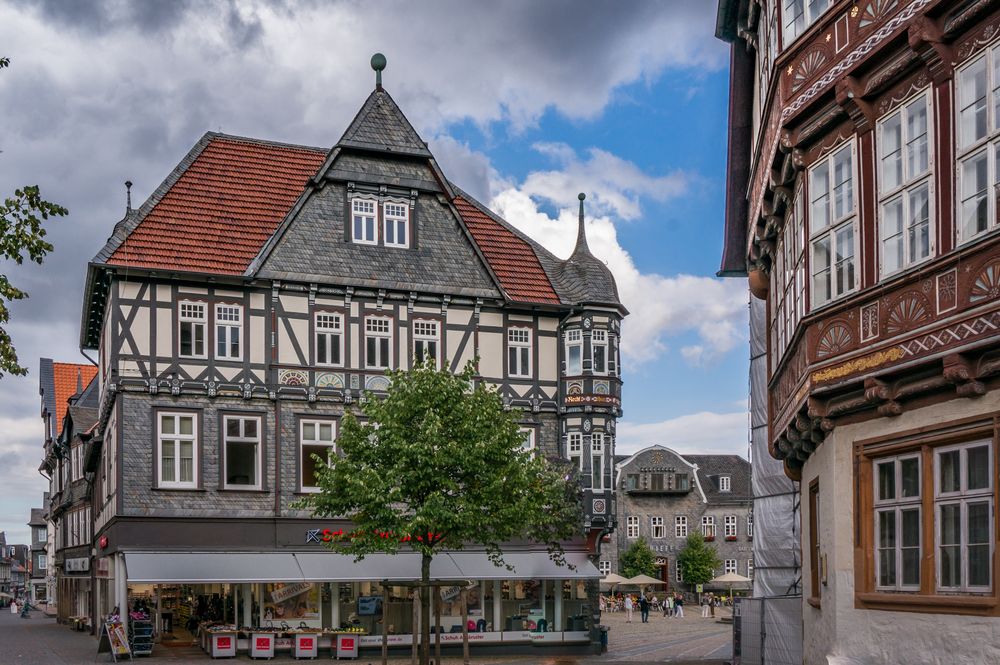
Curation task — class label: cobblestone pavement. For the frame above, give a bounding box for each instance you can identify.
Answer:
[1,605,731,665]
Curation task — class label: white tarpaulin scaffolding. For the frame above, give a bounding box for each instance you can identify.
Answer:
[733,297,802,665]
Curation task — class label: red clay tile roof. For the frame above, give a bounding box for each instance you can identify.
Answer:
[107,136,327,275]
[453,195,560,304]
[53,363,98,435]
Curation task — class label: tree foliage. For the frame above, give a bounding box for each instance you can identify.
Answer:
[620,537,658,579]
[677,532,721,587]
[0,56,68,377]
[297,359,582,665]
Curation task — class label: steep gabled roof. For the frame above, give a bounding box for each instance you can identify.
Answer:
[99,134,327,275]
[336,88,431,157]
[39,361,98,439]
[685,454,752,503]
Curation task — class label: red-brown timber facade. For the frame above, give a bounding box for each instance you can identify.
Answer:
[718,0,1000,662]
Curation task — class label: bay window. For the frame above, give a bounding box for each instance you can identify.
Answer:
[956,48,1000,242]
[591,432,604,490]
[179,302,206,358]
[365,317,392,369]
[158,412,197,489]
[568,432,582,469]
[352,197,377,245]
[771,184,804,360]
[782,0,831,47]
[315,313,343,366]
[223,415,261,489]
[215,304,242,360]
[810,143,857,307]
[300,419,336,492]
[592,330,607,374]
[878,92,933,276]
[565,329,582,375]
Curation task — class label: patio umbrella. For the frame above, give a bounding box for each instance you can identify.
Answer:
[601,573,628,587]
[0,592,13,599]
[709,572,752,601]
[623,574,665,587]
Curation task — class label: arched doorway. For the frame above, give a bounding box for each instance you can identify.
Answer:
[655,557,671,593]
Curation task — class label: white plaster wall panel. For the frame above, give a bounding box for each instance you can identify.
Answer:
[480,312,502,329]
[350,302,359,318]
[130,306,151,355]
[156,285,172,302]
[398,309,409,323]
[508,313,533,323]
[280,293,308,314]
[250,315,265,364]
[349,321,360,367]
[802,389,1000,665]
[447,309,472,327]
[251,369,265,383]
[414,305,439,315]
[541,386,556,400]
[118,360,142,378]
[178,363,202,379]
[286,318,308,365]
[538,336,558,382]
[447,330,472,368]
[177,286,208,295]
[155,308,172,358]
[478,330,502,379]
[250,292,265,309]
[119,281,142,300]
[214,289,242,299]
[538,316,559,332]
[217,366,240,382]
[399,327,410,369]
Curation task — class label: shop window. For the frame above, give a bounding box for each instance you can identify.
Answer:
[412,320,439,368]
[592,330,607,374]
[316,313,344,366]
[626,516,639,539]
[178,301,206,358]
[352,198,377,245]
[878,92,934,276]
[809,143,857,308]
[158,412,197,489]
[365,317,392,370]
[224,416,261,489]
[215,304,242,360]
[383,201,409,248]
[508,328,532,378]
[300,419,336,492]
[675,515,688,538]
[566,329,582,375]
[651,517,665,539]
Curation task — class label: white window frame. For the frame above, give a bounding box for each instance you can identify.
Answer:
[518,428,536,458]
[877,91,935,277]
[565,329,582,375]
[719,475,731,492]
[508,327,532,378]
[702,516,716,539]
[157,412,198,489]
[725,515,738,538]
[567,433,583,469]
[315,312,344,367]
[382,200,410,248]
[782,0,831,47]
[215,303,243,360]
[809,142,858,308]
[599,560,611,576]
[772,184,806,362]
[351,197,378,245]
[365,316,393,370]
[675,515,688,538]
[725,559,738,575]
[591,330,608,374]
[651,516,665,540]
[675,562,684,583]
[38,554,46,571]
[626,516,639,539]
[747,558,754,578]
[412,319,440,368]
[300,419,336,493]
[873,453,922,591]
[934,440,994,592]
[747,513,754,538]
[955,48,1000,243]
[178,301,207,359]
[222,415,262,490]
[591,432,604,490]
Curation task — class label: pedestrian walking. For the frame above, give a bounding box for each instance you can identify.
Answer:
[701,593,711,618]
[624,594,634,623]
[663,594,673,617]
[710,594,717,618]
[673,593,684,618]
[639,594,650,623]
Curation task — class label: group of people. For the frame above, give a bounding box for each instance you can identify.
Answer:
[699,592,726,618]
[601,591,687,623]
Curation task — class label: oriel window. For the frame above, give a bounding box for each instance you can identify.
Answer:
[566,329,582,375]
[592,330,607,374]
[809,143,857,308]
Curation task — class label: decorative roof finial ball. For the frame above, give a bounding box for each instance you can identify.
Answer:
[371,53,387,87]
[578,192,586,201]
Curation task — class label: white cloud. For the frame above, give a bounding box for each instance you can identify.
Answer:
[616,411,750,458]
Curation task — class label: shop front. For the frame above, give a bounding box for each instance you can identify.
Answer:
[120,549,599,657]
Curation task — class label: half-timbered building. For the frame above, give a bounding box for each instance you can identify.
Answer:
[77,58,625,654]
[718,1,1000,662]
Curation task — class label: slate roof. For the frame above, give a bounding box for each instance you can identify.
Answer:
[549,198,621,306]
[101,135,327,275]
[337,88,431,157]
[685,454,752,503]
[39,361,98,439]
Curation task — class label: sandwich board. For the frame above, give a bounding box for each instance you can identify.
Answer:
[97,621,133,662]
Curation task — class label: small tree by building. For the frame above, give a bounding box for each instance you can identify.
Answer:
[677,532,721,590]
[620,537,658,580]
[298,360,582,665]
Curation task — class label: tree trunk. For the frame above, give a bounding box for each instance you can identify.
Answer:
[420,552,431,665]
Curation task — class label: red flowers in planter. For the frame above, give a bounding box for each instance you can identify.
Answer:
[704,535,715,542]
[725,536,737,542]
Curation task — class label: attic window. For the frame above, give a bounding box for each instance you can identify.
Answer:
[383,202,409,248]
[720,475,732,492]
[352,198,377,245]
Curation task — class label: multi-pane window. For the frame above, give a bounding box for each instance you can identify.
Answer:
[720,475,731,492]
[725,559,738,575]
[725,515,738,538]
[592,330,607,374]
[508,328,532,378]
[568,433,582,469]
[315,313,344,366]
[874,454,921,590]
[651,517,665,539]
[782,0,831,47]
[599,560,611,576]
[676,473,690,491]
[955,50,1000,242]
[224,416,261,489]
[748,558,754,578]
[300,419,336,492]
[936,441,993,591]
[747,513,754,538]
[38,554,46,571]
[518,428,536,458]
[771,184,805,360]
[412,320,439,368]
[675,563,684,583]
[878,93,933,275]
[565,329,582,375]
[626,516,639,539]
[352,198,377,244]
[625,473,640,490]
[675,515,688,538]
[591,433,604,490]
[158,413,197,489]
[702,516,716,538]
[383,201,409,248]
[215,304,242,360]
[810,143,857,307]
[179,302,207,358]
[365,317,392,369]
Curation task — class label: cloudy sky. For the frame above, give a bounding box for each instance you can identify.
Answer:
[0,0,747,544]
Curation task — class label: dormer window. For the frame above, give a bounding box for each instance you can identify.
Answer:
[383,201,409,248]
[352,198,377,245]
[720,475,731,492]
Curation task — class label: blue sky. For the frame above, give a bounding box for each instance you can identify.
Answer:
[0,1,748,544]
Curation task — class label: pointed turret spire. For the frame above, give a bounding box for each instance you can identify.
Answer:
[371,52,386,90]
[575,192,589,254]
[125,180,133,214]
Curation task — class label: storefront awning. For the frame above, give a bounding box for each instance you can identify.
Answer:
[123,550,599,584]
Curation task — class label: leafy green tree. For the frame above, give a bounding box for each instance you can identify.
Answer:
[677,532,721,588]
[620,537,658,579]
[0,56,68,377]
[298,360,581,665]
